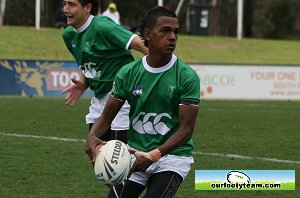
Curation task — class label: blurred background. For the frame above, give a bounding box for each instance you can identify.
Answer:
[1,0,300,40]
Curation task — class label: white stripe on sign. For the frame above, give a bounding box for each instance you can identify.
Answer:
[1,132,299,165]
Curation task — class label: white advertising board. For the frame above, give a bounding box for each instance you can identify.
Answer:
[191,64,300,100]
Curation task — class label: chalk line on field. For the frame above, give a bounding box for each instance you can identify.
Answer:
[0,132,85,142]
[194,151,300,165]
[1,132,300,165]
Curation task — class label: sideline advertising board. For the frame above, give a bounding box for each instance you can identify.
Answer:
[191,64,300,100]
[0,59,93,97]
[1,60,300,100]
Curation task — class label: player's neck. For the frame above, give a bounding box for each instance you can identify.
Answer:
[146,53,173,68]
[73,14,92,30]
[74,15,93,32]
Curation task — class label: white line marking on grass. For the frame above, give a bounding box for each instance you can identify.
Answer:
[194,151,300,165]
[0,132,85,142]
[1,132,300,165]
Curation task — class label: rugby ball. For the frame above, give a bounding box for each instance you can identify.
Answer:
[227,171,251,184]
[94,140,131,186]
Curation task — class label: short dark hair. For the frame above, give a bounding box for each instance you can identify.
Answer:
[78,0,99,15]
[138,6,177,47]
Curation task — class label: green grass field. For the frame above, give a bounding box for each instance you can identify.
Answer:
[0,97,299,197]
[1,26,300,197]
[1,26,300,64]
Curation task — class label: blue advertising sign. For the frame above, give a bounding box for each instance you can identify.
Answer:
[0,60,93,97]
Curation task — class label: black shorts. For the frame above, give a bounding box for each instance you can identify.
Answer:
[108,171,183,198]
[89,123,127,144]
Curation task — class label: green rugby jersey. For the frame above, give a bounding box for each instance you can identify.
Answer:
[112,54,200,156]
[63,16,135,98]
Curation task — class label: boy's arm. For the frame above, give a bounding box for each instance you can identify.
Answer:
[158,104,199,156]
[85,96,125,162]
[128,104,199,176]
[62,72,89,106]
[129,36,149,55]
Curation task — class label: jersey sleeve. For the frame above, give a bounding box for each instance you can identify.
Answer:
[62,27,74,55]
[180,69,201,105]
[111,67,127,101]
[109,26,134,49]
[100,18,134,49]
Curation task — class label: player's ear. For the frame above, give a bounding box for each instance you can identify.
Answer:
[85,3,92,14]
[144,28,151,41]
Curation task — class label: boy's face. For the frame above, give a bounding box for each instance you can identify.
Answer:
[63,0,91,29]
[146,16,179,55]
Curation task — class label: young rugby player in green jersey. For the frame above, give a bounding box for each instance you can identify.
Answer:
[62,0,148,144]
[62,2,147,196]
[86,6,200,198]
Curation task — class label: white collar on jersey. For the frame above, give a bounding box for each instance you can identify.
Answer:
[142,54,177,73]
[74,15,94,33]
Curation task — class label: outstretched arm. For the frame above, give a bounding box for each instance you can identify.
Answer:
[85,95,125,163]
[129,36,148,55]
[62,72,89,106]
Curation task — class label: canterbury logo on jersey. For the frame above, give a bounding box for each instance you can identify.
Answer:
[79,62,101,78]
[132,112,172,135]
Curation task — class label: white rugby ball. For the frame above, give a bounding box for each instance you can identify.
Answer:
[94,140,131,186]
[227,171,251,184]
